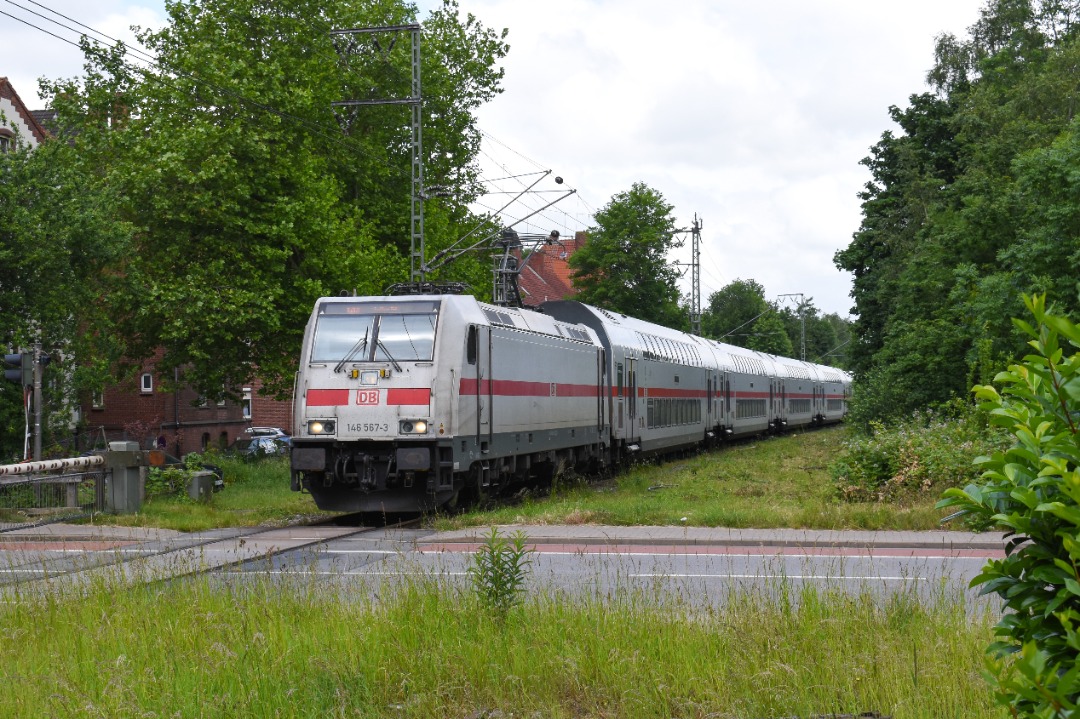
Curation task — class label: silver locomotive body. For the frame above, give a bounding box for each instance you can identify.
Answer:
[290,294,606,513]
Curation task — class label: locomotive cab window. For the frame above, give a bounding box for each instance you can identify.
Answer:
[311,301,440,363]
[466,325,478,365]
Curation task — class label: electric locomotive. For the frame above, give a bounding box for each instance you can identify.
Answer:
[289,293,607,513]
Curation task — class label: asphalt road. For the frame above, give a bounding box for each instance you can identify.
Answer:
[0,522,1005,609]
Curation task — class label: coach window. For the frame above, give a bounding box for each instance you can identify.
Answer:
[466,326,478,365]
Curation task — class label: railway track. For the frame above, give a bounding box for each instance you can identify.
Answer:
[0,516,425,594]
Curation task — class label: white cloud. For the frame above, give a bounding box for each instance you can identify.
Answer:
[1,2,165,102]
[462,0,985,316]
[2,0,987,317]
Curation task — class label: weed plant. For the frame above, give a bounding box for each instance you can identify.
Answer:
[0,562,998,718]
[467,527,533,619]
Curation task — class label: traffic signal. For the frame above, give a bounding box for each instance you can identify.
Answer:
[3,353,33,386]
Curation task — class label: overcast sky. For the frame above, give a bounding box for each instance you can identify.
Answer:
[1,0,988,316]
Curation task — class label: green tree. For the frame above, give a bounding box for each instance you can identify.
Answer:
[569,182,686,329]
[746,312,794,356]
[835,0,1080,425]
[700,279,770,343]
[0,124,129,458]
[43,0,508,398]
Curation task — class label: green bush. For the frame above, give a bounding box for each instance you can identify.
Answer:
[830,400,1008,502]
[938,293,1080,716]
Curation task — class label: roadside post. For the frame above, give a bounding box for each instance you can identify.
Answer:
[104,441,148,513]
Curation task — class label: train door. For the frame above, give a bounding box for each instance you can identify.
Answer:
[706,370,714,429]
[468,325,492,453]
[597,348,607,433]
[724,373,731,425]
[627,357,639,445]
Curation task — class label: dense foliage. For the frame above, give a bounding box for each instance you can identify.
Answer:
[33,0,507,400]
[569,182,687,329]
[829,400,1008,502]
[1,0,511,457]
[938,294,1080,716]
[700,279,851,364]
[836,0,1080,425]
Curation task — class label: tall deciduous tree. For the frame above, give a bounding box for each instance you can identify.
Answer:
[0,125,129,459]
[701,279,770,343]
[43,0,509,397]
[569,182,686,329]
[835,0,1080,425]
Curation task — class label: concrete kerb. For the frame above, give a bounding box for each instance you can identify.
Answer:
[425,525,1007,551]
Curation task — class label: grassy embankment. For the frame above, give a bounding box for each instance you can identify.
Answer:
[1,563,998,718]
[439,425,957,531]
[108,426,957,532]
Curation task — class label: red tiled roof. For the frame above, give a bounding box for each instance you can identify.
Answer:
[517,231,587,305]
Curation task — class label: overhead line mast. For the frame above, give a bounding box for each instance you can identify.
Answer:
[331,23,427,283]
[673,214,703,335]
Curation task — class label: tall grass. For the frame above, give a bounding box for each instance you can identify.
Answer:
[442,427,958,530]
[0,563,997,718]
[829,403,1010,503]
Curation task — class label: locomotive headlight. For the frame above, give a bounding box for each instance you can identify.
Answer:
[399,419,428,435]
[307,420,336,435]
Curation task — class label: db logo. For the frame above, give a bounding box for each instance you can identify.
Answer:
[356,389,380,405]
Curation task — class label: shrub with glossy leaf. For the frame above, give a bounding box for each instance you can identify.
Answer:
[937,293,1080,716]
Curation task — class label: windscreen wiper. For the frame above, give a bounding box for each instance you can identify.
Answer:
[376,339,403,372]
[333,328,369,373]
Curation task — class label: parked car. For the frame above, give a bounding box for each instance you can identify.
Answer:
[242,426,289,439]
[227,435,290,458]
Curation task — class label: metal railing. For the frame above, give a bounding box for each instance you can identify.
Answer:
[0,455,107,531]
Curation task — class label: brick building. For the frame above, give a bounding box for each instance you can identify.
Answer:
[80,350,294,456]
[515,231,587,305]
[0,77,48,151]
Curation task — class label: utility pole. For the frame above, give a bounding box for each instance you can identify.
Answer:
[32,342,42,461]
[673,214,703,335]
[777,293,806,361]
[689,214,702,336]
[330,24,426,282]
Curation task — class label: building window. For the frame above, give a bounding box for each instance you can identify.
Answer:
[91,391,104,409]
[140,373,153,393]
[241,387,253,419]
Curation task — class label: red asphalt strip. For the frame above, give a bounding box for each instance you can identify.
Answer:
[417,543,1005,559]
[0,540,142,551]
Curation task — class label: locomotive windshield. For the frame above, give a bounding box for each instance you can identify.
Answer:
[311,301,439,363]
